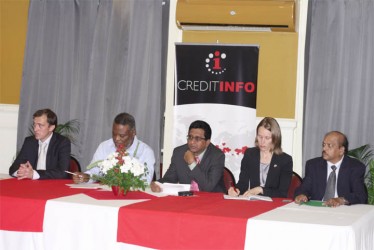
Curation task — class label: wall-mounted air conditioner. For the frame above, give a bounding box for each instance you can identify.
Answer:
[176,0,295,32]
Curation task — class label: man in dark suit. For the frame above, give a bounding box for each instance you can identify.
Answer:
[150,120,225,193]
[295,131,367,207]
[9,109,71,179]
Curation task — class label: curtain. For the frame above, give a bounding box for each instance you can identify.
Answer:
[18,0,168,176]
[303,0,374,171]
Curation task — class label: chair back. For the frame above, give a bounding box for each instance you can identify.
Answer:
[223,167,236,193]
[69,156,81,173]
[287,172,302,198]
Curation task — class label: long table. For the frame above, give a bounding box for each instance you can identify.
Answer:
[1,177,373,250]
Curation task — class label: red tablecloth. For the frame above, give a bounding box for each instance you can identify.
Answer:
[0,178,92,232]
[118,192,288,249]
[85,189,157,200]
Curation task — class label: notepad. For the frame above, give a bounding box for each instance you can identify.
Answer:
[223,194,273,202]
[156,182,191,196]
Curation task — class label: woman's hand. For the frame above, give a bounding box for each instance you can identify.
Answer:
[243,186,263,197]
[228,186,240,197]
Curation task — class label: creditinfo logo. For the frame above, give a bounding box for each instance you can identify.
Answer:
[205,50,227,75]
[177,48,255,94]
[175,44,258,108]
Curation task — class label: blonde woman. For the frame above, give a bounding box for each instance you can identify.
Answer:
[228,117,293,198]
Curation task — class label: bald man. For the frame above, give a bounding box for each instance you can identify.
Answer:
[294,131,367,207]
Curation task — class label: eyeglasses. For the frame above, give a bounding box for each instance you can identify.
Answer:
[186,135,206,142]
[322,143,337,149]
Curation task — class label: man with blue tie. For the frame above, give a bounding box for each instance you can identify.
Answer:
[294,131,367,207]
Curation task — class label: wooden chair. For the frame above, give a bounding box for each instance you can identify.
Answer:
[69,156,81,173]
[223,167,236,193]
[287,172,302,199]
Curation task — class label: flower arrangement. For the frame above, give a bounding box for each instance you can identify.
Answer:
[90,145,148,195]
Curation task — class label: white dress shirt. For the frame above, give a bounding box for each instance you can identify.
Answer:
[85,136,155,184]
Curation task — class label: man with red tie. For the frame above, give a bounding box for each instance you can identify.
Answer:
[150,120,225,193]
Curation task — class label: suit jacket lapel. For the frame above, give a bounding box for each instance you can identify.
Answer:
[265,153,277,186]
[318,160,328,198]
[31,138,39,168]
[45,133,57,169]
[250,148,261,187]
[336,155,348,196]
[199,143,212,170]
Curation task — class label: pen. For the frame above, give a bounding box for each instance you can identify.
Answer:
[282,199,293,203]
[230,182,239,197]
[65,170,78,176]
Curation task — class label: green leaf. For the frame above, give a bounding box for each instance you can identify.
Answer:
[348,144,374,205]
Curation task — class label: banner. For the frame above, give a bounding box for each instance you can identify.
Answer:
[174,43,259,180]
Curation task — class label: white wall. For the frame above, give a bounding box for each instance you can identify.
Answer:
[0,104,19,174]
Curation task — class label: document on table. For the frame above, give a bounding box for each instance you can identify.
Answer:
[156,182,191,195]
[223,194,273,202]
[66,183,103,189]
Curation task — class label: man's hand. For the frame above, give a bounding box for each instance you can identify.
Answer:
[72,172,90,183]
[324,197,347,207]
[150,181,162,193]
[184,150,195,165]
[16,161,34,180]
[294,194,308,204]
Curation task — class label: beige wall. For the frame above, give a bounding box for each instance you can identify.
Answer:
[0,0,28,172]
[0,0,29,104]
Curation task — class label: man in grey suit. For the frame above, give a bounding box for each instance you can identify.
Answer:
[151,120,225,193]
[294,131,367,207]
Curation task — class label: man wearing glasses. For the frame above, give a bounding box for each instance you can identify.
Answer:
[150,120,225,193]
[294,131,367,207]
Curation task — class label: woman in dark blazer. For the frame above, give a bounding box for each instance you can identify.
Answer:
[228,117,293,198]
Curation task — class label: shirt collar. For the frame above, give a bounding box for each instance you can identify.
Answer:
[39,132,53,145]
[327,155,344,169]
[195,147,208,162]
[126,136,139,154]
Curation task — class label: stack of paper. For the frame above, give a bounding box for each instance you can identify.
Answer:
[223,194,273,202]
[155,182,191,196]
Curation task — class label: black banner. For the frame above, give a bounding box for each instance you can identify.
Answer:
[175,44,259,109]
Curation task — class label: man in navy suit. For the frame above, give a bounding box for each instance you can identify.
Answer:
[295,131,367,207]
[150,120,225,193]
[9,109,71,179]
